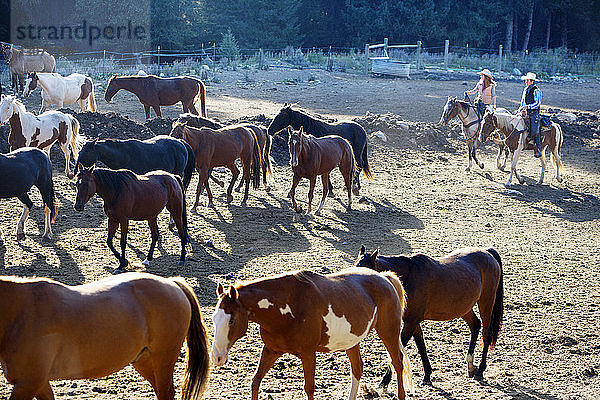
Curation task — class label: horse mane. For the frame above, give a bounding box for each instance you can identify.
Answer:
[292,270,320,284]
[93,168,138,193]
[382,253,435,270]
[289,108,335,135]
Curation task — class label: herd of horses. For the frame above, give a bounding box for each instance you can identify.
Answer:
[0,49,566,399]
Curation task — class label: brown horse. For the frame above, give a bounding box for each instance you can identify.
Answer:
[476,109,564,186]
[171,123,261,210]
[0,272,210,400]
[2,44,56,93]
[74,166,189,273]
[104,75,207,120]
[288,126,356,215]
[355,246,504,384]
[176,113,274,191]
[211,268,413,400]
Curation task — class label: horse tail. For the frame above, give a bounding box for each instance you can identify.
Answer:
[174,175,190,243]
[380,271,414,393]
[88,80,97,112]
[360,136,374,180]
[171,277,210,400]
[182,141,196,192]
[39,153,57,223]
[69,116,84,160]
[193,79,207,117]
[263,129,273,181]
[250,131,262,190]
[486,247,504,349]
[552,123,564,171]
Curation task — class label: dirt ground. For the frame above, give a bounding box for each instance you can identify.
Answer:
[1,68,599,399]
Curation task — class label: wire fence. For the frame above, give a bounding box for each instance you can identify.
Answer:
[1,42,599,87]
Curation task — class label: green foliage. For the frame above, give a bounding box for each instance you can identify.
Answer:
[220,29,240,62]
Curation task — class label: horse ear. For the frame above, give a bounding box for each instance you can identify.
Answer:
[371,248,379,263]
[359,245,366,255]
[299,126,304,135]
[229,286,239,300]
[216,283,225,297]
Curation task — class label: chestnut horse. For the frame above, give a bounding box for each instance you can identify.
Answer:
[355,246,504,384]
[211,268,413,400]
[171,123,261,210]
[104,74,206,119]
[0,272,210,400]
[176,113,274,191]
[288,126,356,215]
[74,166,189,273]
[475,109,564,186]
[268,104,372,195]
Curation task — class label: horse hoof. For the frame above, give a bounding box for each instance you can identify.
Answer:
[557,177,563,183]
[226,196,233,204]
[264,185,272,192]
[465,167,471,172]
[112,268,125,275]
[352,187,360,196]
[473,373,484,381]
[240,201,247,207]
[191,207,198,214]
[207,203,215,208]
[422,378,433,386]
[16,232,25,241]
[295,206,303,214]
[42,234,52,242]
[178,260,185,266]
[168,223,176,230]
[142,258,150,266]
[234,188,241,193]
[536,180,543,185]
[479,163,484,169]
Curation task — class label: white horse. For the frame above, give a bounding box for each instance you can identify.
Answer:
[478,110,564,186]
[23,72,97,114]
[0,95,83,178]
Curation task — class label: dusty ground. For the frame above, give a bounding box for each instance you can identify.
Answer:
[0,68,599,399]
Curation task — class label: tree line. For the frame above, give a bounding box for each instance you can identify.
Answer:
[153,0,600,53]
[1,0,599,53]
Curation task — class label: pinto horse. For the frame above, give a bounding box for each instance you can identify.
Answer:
[355,246,504,383]
[0,147,57,242]
[171,123,261,210]
[439,96,511,171]
[24,72,97,113]
[0,94,82,178]
[74,166,189,273]
[176,113,274,191]
[0,272,210,400]
[211,268,413,400]
[476,109,564,186]
[104,74,207,120]
[288,126,356,215]
[268,104,372,195]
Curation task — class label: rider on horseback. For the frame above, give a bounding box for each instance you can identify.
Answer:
[465,68,496,118]
[518,72,542,158]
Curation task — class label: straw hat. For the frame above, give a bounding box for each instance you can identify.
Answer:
[478,69,493,79]
[521,72,537,81]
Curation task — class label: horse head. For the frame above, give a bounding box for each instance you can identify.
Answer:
[439,96,458,126]
[0,94,16,124]
[478,110,497,142]
[74,165,96,212]
[104,74,120,102]
[288,126,306,168]
[211,283,249,367]
[76,139,99,173]
[170,121,188,139]
[355,246,380,271]
[23,72,38,98]
[268,103,293,135]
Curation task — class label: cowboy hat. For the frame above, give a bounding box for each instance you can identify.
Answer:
[478,69,493,79]
[520,72,537,81]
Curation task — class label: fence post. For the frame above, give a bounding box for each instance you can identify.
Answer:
[383,37,389,58]
[157,45,161,74]
[466,43,469,69]
[498,44,503,72]
[364,43,370,75]
[103,49,106,75]
[444,39,449,69]
[416,41,422,70]
[259,48,264,70]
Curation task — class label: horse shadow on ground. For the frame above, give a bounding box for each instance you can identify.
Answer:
[498,184,600,222]
[488,382,561,400]
[293,198,423,262]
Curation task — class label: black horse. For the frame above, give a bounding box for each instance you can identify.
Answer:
[0,147,57,242]
[268,104,372,194]
[76,135,195,192]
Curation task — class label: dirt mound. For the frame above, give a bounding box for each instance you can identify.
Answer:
[354,111,455,151]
